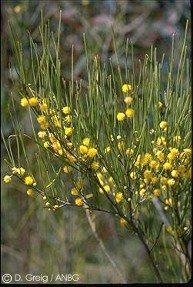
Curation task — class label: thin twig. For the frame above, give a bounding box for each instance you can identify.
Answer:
[85,209,127,284]
[150,223,164,253]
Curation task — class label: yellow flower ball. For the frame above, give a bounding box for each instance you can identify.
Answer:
[124,96,133,105]
[108,176,114,183]
[79,145,88,154]
[67,154,77,163]
[40,122,49,130]
[104,185,110,192]
[65,127,73,137]
[14,5,22,13]
[171,170,179,178]
[87,148,97,158]
[167,153,176,160]
[161,185,167,191]
[63,166,72,173]
[125,108,134,118]
[65,115,72,124]
[139,188,146,196]
[67,142,73,148]
[160,121,167,129]
[62,106,71,115]
[149,160,158,169]
[26,189,34,196]
[163,162,172,170]
[39,100,48,113]
[24,176,34,185]
[153,189,160,197]
[151,177,158,184]
[38,131,47,138]
[183,148,191,155]
[75,197,83,206]
[117,112,125,121]
[122,84,132,93]
[120,218,127,225]
[82,138,90,146]
[71,188,79,195]
[91,161,99,170]
[167,178,175,186]
[141,153,152,165]
[28,97,38,107]
[3,175,12,183]
[43,141,50,148]
[170,148,179,156]
[37,115,46,124]
[160,176,167,184]
[143,170,152,179]
[20,98,29,107]
[115,192,123,203]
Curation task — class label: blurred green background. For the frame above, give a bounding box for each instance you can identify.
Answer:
[1,0,190,284]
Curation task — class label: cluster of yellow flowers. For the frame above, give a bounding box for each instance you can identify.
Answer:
[3,84,191,222]
[15,97,99,207]
[117,83,134,121]
[3,166,36,197]
[20,97,39,107]
[129,135,191,209]
[89,124,190,216]
[70,179,94,207]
